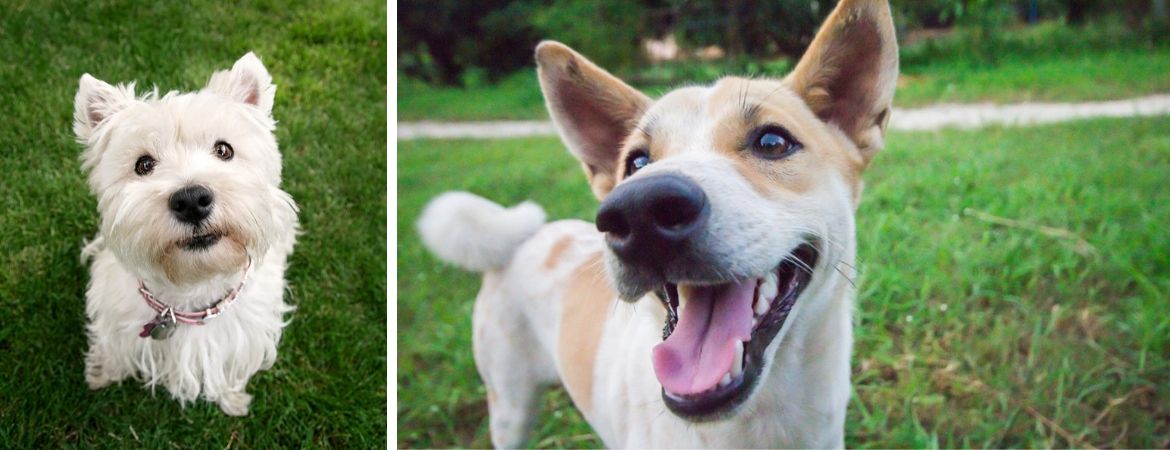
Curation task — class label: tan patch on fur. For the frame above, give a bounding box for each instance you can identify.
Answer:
[701,78,825,196]
[160,234,247,284]
[556,251,612,415]
[542,234,574,269]
[729,156,777,196]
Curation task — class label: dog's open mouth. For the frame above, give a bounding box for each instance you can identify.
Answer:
[183,232,222,250]
[651,242,819,419]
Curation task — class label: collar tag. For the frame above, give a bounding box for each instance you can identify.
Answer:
[144,308,178,340]
[136,257,252,339]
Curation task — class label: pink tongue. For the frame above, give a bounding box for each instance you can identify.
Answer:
[652,280,755,395]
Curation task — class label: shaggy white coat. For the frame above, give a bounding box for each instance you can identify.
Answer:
[74,53,298,416]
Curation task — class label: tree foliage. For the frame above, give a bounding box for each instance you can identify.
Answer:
[399,0,1166,86]
[397,0,542,85]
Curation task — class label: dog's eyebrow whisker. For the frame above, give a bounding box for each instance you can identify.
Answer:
[758,82,789,106]
[739,80,749,114]
[739,81,745,110]
[741,102,762,124]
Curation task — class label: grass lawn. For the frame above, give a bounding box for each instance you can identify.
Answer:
[397,116,1170,447]
[0,1,386,447]
[397,22,1170,121]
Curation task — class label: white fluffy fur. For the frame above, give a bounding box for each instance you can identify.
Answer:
[417,192,546,271]
[75,53,298,416]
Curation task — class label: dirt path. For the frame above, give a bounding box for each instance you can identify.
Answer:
[397,94,1170,140]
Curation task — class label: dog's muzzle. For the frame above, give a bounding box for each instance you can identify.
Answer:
[595,173,709,267]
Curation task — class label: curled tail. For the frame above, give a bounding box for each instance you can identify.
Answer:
[417,191,547,272]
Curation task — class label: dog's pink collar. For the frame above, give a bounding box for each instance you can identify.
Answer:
[137,258,252,338]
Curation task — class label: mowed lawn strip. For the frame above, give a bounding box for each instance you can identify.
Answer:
[396,116,1170,448]
[0,1,386,447]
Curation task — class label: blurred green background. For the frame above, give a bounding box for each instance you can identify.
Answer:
[398,0,1170,120]
[397,0,1170,448]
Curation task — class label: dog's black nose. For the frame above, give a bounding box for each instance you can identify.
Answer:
[169,185,214,225]
[596,174,708,263]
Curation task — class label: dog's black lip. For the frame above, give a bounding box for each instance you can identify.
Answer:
[658,242,820,420]
[183,233,222,250]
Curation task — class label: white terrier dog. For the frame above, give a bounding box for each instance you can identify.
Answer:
[74,53,299,416]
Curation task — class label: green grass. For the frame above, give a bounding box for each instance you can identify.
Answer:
[398,73,551,122]
[397,22,1170,121]
[0,1,386,447]
[397,117,1170,448]
[896,20,1170,106]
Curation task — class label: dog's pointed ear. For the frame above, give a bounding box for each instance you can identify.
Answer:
[786,0,898,167]
[536,41,651,199]
[74,74,136,141]
[205,52,276,115]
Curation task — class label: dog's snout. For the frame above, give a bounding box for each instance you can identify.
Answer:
[596,174,708,262]
[169,185,214,225]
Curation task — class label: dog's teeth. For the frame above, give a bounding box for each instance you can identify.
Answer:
[761,273,779,301]
[719,373,732,387]
[678,284,698,315]
[731,340,744,378]
[755,274,779,317]
[754,289,770,316]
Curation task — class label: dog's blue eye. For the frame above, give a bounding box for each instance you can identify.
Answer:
[750,125,802,160]
[134,155,156,176]
[759,133,785,148]
[625,150,651,177]
[633,155,650,171]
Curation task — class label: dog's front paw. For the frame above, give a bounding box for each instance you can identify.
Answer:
[85,356,113,390]
[218,391,252,416]
[85,371,111,390]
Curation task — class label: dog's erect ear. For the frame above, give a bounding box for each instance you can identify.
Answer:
[205,52,276,115]
[786,0,898,167]
[74,74,136,141]
[536,41,651,199]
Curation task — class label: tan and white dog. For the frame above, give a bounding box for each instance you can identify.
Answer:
[418,0,897,446]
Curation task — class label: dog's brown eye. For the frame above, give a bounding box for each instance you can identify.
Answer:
[134,155,156,176]
[213,140,234,161]
[625,150,651,177]
[750,125,802,160]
